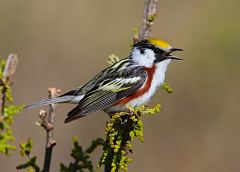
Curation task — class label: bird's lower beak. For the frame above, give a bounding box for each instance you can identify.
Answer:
[168,56,183,60]
[166,48,184,60]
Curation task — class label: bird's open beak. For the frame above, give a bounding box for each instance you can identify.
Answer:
[166,48,184,60]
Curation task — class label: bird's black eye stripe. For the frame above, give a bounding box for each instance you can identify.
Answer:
[152,47,164,54]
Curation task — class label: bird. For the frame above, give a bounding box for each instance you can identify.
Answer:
[25,38,183,123]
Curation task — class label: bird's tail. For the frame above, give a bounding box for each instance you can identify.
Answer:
[24,96,75,110]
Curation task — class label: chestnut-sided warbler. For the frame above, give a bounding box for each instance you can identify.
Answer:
[25,38,183,123]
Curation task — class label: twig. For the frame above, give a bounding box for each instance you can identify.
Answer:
[133,0,158,43]
[39,88,61,172]
[103,1,158,171]
[0,53,18,118]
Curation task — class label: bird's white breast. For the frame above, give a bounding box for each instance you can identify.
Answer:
[126,59,171,107]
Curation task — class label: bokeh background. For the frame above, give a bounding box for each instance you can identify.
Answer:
[0,0,240,171]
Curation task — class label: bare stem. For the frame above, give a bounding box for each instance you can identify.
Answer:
[39,88,61,172]
[134,0,158,43]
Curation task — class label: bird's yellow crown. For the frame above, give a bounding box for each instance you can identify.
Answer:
[148,38,171,49]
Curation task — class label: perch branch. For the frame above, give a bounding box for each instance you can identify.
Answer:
[103,0,159,171]
[39,88,61,172]
[133,0,158,43]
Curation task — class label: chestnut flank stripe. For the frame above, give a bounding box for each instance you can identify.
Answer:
[115,65,156,105]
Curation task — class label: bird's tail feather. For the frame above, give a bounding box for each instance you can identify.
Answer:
[24,96,74,110]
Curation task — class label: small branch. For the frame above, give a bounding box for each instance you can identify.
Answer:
[102,1,159,171]
[0,53,18,117]
[133,0,158,43]
[16,156,40,172]
[60,137,104,172]
[100,105,161,172]
[39,88,61,172]
[17,138,40,172]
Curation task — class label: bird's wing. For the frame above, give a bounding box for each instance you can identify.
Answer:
[64,66,146,123]
[60,58,131,97]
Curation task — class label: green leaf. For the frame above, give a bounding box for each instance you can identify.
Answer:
[147,15,156,23]
[17,139,40,171]
[162,82,173,93]
[0,130,16,155]
[0,56,22,155]
[61,137,103,172]
[0,105,22,155]
[19,138,33,157]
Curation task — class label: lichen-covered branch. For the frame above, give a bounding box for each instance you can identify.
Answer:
[99,1,159,171]
[98,105,161,172]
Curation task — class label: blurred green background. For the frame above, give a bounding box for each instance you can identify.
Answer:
[0,0,240,171]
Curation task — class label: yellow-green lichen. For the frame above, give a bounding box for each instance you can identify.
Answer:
[98,104,161,171]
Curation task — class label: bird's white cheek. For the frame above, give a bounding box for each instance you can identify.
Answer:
[131,48,155,67]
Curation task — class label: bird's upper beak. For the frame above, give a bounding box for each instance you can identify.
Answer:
[166,48,184,60]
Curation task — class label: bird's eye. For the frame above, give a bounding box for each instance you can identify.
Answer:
[140,48,145,54]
